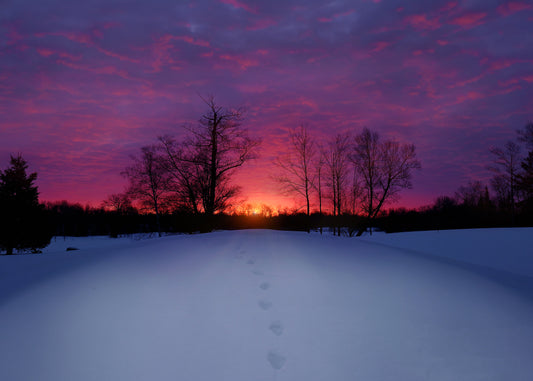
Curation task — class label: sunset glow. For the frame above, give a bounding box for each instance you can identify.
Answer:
[1,0,532,211]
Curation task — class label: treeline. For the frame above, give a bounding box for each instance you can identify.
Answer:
[101,102,533,236]
[378,122,533,232]
[378,197,531,233]
[35,116,533,238]
[116,96,422,236]
[1,95,532,253]
[43,201,364,237]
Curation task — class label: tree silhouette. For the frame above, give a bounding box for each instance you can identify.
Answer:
[102,193,134,214]
[181,95,260,216]
[158,136,202,214]
[351,128,421,235]
[324,133,351,218]
[518,151,533,210]
[123,146,170,237]
[454,180,487,207]
[517,121,533,149]
[274,124,316,217]
[0,155,52,254]
[488,141,521,221]
[323,133,352,236]
[315,150,325,234]
[517,122,533,211]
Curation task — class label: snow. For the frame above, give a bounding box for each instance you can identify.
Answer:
[360,228,533,277]
[1,228,533,380]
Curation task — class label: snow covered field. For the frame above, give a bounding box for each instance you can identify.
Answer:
[1,228,533,380]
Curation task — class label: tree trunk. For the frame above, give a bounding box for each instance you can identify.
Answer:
[154,202,162,237]
[306,194,310,233]
[6,246,13,255]
[208,116,218,216]
[318,169,322,235]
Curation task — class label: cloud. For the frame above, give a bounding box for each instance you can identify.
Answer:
[449,12,487,28]
[175,35,210,48]
[247,18,278,31]
[456,91,484,103]
[497,2,532,16]
[404,14,441,30]
[37,31,139,63]
[220,0,257,14]
[36,48,54,57]
[372,41,390,52]
[219,53,259,71]
[523,75,533,83]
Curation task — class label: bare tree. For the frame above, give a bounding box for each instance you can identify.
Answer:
[324,133,352,218]
[517,121,533,149]
[517,122,533,208]
[186,95,260,216]
[454,180,488,207]
[314,151,324,216]
[274,124,316,217]
[321,133,352,236]
[489,141,521,220]
[349,165,362,215]
[315,150,325,234]
[518,150,533,208]
[158,136,202,214]
[351,128,421,236]
[351,129,379,227]
[102,193,134,214]
[122,145,170,237]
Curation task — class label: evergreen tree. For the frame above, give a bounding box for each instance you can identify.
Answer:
[0,155,52,254]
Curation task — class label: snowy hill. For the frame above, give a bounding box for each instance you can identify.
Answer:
[1,229,533,380]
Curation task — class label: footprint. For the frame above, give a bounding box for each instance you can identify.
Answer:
[246,259,255,265]
[239,249,246,254]
[252,270,264,276]
[267,351,286,370]
[258,300,272,310]
[269,321,284,336]
[259,282,270,290]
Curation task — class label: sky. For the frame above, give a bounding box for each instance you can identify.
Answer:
[1,0,532,212]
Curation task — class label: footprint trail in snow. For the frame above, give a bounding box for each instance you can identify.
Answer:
[269,321,284,336]
[242,248,287,371]
[267,350,286,370]
[258,300,272,310]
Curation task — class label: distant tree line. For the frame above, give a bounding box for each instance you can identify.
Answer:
[1,98,531,253]
[33,200,362,238]
[115,97,422,236]
[110,100,533,236]
[376,122,533,232]
[33,117,533,240]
